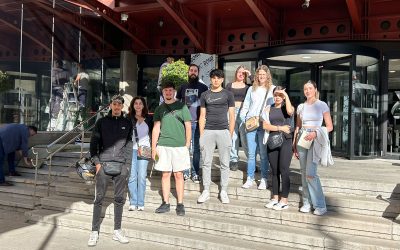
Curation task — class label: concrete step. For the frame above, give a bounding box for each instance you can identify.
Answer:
[55,177,400,219]
[26,209,290,250]
[40,194,400,242]
[0,192,39,210]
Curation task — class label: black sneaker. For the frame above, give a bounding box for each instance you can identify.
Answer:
[230,162,239,171]
[9,171,21,176]
[176,203,185,216]
[191,175,200,183]
[155,202,170,213]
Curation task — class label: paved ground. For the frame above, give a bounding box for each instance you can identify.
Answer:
[0,157,399,250]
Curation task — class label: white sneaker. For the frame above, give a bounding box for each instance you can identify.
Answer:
[300,204,311,213]
[137,206,144,211]
[272,202,289,211]
[313,207,327,216]
[242,177,255,189]
[113,229,129,244]
[220,190,230,204]
[128,205,136,211]
[265,199,279,209]
[258,178,267,190]
[197,190,210,203]
[87,231,99,247]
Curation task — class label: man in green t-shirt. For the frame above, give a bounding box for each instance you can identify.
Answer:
[152,81,192,216]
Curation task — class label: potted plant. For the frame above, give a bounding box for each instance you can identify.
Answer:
[161,60,189,89]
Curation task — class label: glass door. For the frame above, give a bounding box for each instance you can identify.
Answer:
[318,57,351,155]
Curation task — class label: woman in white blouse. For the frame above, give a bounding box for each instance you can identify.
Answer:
[127,97,153,211]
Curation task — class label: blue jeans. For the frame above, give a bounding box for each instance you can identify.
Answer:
[0,138,16,183]
[297,139,326,209]
[246,127,269,179]
[184,121,200,177]
[230,107,248,163]
[128,149,149,207]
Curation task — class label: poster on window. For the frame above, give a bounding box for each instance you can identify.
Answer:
[190,53,217,88]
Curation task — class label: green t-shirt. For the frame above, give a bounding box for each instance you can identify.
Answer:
[153,101,192,147]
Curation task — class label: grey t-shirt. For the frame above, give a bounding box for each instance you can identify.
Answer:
[200,89,235,130]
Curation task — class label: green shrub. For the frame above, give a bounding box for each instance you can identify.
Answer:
[0,71,13,92]
[161,60,188,89]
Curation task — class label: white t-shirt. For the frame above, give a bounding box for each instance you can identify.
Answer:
[132,121,150,150]
[298,100,329,127]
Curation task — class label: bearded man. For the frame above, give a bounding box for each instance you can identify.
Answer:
[176,64,208,183]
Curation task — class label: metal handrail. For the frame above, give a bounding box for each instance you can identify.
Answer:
[31,105,109,197]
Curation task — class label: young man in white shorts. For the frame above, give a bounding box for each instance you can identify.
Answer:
[152,81,192,216]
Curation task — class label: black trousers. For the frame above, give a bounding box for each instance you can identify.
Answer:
[92,163,129,231]
[267,137,293,198]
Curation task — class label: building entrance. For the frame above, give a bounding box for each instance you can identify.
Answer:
[260,45,380,159]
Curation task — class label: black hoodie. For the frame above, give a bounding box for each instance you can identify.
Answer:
[90,111,133,165]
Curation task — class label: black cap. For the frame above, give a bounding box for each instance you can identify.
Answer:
[111,95,124,104]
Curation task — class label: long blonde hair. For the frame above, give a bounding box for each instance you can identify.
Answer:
[253,65,272,91]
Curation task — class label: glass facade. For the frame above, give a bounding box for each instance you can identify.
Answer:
[0,1,121,131]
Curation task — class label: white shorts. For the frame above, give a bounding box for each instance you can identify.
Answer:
[154,146,190,172]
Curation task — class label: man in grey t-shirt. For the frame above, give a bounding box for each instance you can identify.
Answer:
[197,69,235,204]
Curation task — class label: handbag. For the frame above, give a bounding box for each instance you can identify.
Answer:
[138,145,152,159]
[245,88,271,132]
[102,161,123,176]
[267,132,284,150]
[245,116,260,132]
[297,130,313,149]
[132,119,152,160]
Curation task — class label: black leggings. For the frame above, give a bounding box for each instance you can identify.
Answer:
[267,137,292,198]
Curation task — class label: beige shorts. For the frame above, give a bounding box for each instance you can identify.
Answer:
[154,146,190,172]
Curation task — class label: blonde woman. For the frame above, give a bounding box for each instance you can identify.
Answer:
[225,65,250,171]
[294,80,333,216]
[240,65,275,189]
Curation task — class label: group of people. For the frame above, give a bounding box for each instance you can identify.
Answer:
[86,63,333,246]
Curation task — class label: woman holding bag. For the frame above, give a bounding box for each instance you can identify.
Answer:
[293,80,333,216]
[263,86,294,210]
[240,65,275,189]
[127,96,153,211]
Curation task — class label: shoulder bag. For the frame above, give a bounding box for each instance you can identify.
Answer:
[245,88,270,132]
[132,119,152,160]
[102,161,123,176]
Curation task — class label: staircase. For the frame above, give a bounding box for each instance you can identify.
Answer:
[18,153,400,249]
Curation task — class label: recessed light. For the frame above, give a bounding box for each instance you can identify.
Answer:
[389,70,396,73]
[301,56,312,59]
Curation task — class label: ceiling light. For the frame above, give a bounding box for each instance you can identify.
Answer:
[301,56,312,59]
[121,13,128,22]
[302,0,310,9]
[390,70,396,73]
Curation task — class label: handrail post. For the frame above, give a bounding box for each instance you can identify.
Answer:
[47,156,52,196]
[80,124,84,159]
[31,147,39,207]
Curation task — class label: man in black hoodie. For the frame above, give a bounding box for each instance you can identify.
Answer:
[88,95,133,246]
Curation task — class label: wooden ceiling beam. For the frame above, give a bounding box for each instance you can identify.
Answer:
[157,0,204,51]
[346,0,363,33]
[114,3,162,13]
[244,0,277,39]
[78,0,148,50]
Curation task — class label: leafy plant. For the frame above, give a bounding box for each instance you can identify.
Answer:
[161,60,189,89]
[0,71,13,92]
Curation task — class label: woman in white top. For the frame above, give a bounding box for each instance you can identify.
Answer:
[294,80,333,216]
[240,65,275,189]
[127,97,153,211]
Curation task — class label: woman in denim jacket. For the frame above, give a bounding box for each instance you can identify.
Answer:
[293,80,333,216]
[240,65,275,189]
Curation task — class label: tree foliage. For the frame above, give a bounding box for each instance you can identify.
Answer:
[0,71,13,92]
[161,60,189,88]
